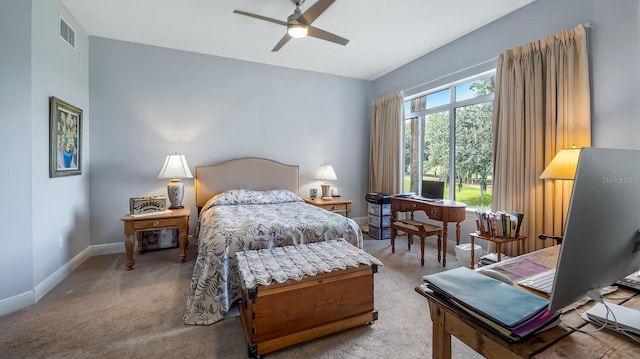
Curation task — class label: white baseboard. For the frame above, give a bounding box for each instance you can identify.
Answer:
[0,290,35,317]
[0,242,126,316]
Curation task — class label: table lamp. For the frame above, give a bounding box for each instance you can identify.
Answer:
[158,154,193,209]
[316,164,337,200]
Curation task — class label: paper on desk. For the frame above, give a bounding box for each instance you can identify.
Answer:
[483,258,551,282]
[126,210,172,217]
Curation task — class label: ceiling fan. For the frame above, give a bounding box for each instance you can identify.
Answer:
[233,0,350,52]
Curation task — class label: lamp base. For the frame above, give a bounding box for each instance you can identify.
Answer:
[167,179,185,209]
[320,183,333,200]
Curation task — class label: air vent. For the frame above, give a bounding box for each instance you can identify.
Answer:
[59,16,75,49]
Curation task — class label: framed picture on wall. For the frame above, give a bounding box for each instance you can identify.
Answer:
[49,96,82,177]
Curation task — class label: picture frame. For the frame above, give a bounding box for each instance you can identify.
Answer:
[49,96,82,177]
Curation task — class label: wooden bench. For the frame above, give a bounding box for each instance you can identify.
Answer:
[391,218,443,266]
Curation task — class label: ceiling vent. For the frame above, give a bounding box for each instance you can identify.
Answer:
[59,15,75,49]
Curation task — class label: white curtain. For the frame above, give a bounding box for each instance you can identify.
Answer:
[492,24,591,254]
[369,91,404,194]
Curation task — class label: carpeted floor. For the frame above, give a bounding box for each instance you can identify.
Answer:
[0,237,483,359]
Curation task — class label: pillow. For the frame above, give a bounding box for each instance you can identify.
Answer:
[203,189,303,209]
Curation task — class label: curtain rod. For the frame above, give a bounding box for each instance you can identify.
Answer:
[405,57,497,94]
[405,22,592,95]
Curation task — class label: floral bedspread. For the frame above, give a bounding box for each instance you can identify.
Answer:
[183,189,363,325]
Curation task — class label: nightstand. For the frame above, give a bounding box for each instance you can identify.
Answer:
[121,206,190,270]
[304,198,352,217]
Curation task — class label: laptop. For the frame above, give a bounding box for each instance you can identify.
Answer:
[584,302,640,335]
[421,180,444,200]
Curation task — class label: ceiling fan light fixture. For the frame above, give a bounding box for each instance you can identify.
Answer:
[287,21,308,38]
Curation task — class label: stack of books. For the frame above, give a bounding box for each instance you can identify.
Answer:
[479,252,511,267]
[422,267,560,341]
[475,210,524,237]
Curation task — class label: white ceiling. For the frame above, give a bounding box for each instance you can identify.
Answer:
[62,0,535,80]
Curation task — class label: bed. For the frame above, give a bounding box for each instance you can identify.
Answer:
[183,157,364,325]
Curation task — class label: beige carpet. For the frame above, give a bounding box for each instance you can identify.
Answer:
[0,237,483,359]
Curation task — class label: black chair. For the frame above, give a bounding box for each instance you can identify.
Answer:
[538,234,563,245]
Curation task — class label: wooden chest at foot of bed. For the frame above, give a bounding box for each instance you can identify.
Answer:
[240,263,378,358]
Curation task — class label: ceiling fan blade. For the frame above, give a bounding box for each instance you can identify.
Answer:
[299,0,335,25]
[233,9,287,26]
[272,34,293,52]
[307,26,349,46]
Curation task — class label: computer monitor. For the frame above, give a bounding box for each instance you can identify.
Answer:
[548,147,640,312]
[421,180,444,199]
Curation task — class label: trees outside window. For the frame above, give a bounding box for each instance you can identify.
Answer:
[403,71,494,208]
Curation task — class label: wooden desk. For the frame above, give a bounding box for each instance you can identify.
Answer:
[415,246,640,358]
[391,197,466,266]
[121,206,190,270]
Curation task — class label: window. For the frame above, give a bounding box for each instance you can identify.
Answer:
[403,71,494,208]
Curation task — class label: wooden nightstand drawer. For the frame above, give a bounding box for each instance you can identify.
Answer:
[324,203,347,212]
[133,218,178,230]
[304,198,352,217]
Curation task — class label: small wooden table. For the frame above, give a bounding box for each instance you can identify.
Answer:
[304,197,352,217]
[415,245,640,358]
[469,232,528,268]
[121,206,190,270]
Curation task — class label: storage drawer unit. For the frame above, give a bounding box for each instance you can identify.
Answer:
[367,202,391,216]
[366,193,391,240]
[368,214,391,228]
[368,226,391,240]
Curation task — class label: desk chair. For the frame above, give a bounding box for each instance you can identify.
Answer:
[538,234,563,245]
[391,218,443,266]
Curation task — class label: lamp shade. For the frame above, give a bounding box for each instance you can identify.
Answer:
[540,147,581,180]
[315,164,337,181]
[158,154,193,179]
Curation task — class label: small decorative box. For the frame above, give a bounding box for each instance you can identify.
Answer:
[129,195,167,215]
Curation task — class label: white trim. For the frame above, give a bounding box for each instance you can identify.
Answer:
[91,242,125,256]
[1,242,126,316]
[34,246,92,302]
[0,290,35,317]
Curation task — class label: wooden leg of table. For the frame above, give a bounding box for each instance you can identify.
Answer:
[429,305,452,359]
[125,233,135,270]
[178,221,188,263]
[437,234,442,263]
[420,237,425,266]
[136,232,145,255]
[497,243,502,262]
[408,234,413,250]
[442,226,448,267]
[470,236,475,269]
[456,222,461,245]
[391,225,396,253]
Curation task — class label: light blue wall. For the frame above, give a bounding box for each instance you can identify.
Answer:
[0,0,33,307]
[0,0,89,315]
[31,0,90,291]
[88,38,371,246]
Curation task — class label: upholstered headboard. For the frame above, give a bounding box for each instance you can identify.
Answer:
[195,157,299,208]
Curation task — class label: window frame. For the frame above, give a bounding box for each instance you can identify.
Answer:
[403,69,495,204]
